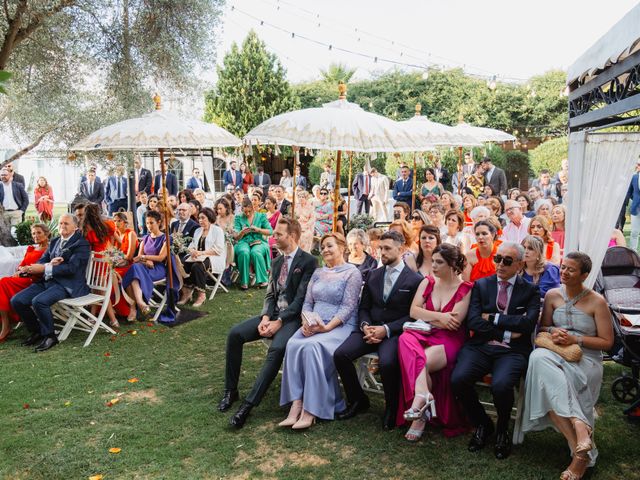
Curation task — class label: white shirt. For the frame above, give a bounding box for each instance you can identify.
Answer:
[1,181,18,210]
[485,166,495,182]
[500,216,531,243]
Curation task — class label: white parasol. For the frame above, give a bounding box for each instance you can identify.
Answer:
[400,104,482,147]
[71,95,241,321]
[451,121,516,144]
[244,83,436,228]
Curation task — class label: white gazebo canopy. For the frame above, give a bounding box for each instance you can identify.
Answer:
[567,3,640,85]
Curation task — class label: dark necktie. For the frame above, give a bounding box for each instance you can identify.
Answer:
[117,177,122,198]
[278,255,290,287]
[497,281,509,312]
[58,239,67,256]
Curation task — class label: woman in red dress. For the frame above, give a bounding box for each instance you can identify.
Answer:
[82,204,115,254]
[34,176,54,222]
[397,243,472,440]
[0,223,50,340]
[241,163,253,193]
[110,212,139,325]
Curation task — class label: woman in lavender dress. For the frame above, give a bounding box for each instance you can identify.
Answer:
[279,233,362,429]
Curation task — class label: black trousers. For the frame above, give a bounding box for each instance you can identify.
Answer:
[450,343,527,433]
[183,258,210,291]
[224,315,300,406]
[334,331,400,414]
[356,196,371,215]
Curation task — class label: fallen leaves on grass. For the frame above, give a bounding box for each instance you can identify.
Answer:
[64,401,72,407]
[89,475,103,480]
[108,447,121,454]
[127,378,139,383]
[104,352,111,357]
[106,398,120,407]
[22,403,29,409]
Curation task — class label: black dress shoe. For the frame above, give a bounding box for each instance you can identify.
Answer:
[229,401,253,429]
[336,395,370,421]
[468,421,495,452]
[22,333,43,347]
[35,335,59,352]
[494,431,512,460]
[382,407,396,430]
[217,389,239,412]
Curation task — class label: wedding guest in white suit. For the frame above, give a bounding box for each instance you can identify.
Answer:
[370,168,390,222]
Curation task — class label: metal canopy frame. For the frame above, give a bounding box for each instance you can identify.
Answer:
[569,48,640,132]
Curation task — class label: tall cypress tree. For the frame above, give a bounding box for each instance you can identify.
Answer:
[204,30,300,138]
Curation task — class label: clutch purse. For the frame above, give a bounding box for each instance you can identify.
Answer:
[534,332,582,362]
[402,320,432,333]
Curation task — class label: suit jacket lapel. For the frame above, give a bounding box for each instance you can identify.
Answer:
[487,275,498,311]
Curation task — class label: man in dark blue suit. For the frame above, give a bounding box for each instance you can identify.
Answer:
[451,242,539,460]
[253,166,271,190]
[626,161,640,250]
[294,166,307,190]
[154,170,178,197]
[105,166,129,214]
[11,214,91,352]
[170,203,199,238]
[79,169,105,206]
[334,230,423,429]
[392,165,413,206]
[223,161,242,190]
[186,167,207,192]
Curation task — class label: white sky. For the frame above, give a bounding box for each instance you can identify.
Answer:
[212,0,640,84]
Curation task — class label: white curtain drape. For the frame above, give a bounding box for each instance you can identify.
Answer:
[566,131,640,287]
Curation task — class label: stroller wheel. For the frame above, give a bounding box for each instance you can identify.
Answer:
[612,376,640,403]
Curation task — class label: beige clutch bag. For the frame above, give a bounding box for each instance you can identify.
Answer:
[534,332,582,362]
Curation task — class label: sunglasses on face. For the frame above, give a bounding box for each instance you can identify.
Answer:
[493,254,514,266]
[320,192,328,196]
[411,215,421,220]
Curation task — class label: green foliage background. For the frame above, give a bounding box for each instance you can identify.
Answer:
[529,136,568,176]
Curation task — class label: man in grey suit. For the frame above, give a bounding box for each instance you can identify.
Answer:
[481,157,507,197]
[352,167,372,215]
[80,170,105,207]
[218,217,317,429]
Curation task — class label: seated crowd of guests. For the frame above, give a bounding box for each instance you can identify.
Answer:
[218,217,613,480]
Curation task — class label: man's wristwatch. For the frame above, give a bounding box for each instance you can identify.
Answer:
[360,322,370,332]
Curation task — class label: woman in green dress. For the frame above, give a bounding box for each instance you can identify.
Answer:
[420,168,444,199]
[234,197,273,290]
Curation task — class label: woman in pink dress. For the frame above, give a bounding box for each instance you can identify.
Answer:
[265,196,281,254]
[397,243,472,441]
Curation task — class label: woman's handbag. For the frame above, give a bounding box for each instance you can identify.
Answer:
[534,331,583,362]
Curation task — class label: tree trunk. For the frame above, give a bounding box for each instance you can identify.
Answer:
[0,125,58,168]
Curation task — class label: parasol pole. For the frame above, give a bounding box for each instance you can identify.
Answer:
[292,146,299,217]
[412,154,417,211]
[332,82,348,233]
[347,152,353,229]
[159,147,175,294]
[457,146,463,196]
[151,95,175,302]
[333,149,342,232]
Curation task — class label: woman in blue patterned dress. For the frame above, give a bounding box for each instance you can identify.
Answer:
[279,232,362,429]
[314,188,334,236]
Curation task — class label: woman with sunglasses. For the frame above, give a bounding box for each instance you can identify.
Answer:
[410,210,430,248]
[528,215,561,265]
[415,225,442,277]
[521,235,560,299]
[463,220,499,282]
[314,188,333,236]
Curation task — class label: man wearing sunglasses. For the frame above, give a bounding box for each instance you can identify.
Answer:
[451,242,539,460]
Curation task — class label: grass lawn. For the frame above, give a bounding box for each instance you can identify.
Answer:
[0,288,639,480]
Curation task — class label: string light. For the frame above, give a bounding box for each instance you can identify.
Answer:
[228,2,522,85]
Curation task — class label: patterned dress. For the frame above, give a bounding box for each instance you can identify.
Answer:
[280,263,362,420]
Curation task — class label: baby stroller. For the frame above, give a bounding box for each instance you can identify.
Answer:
[594,246,640,419]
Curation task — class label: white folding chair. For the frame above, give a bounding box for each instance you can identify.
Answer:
[206,268,228,300]
[54,254,116,347]
[150,278,169,323]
